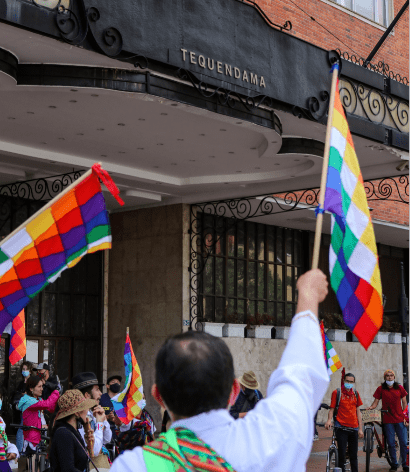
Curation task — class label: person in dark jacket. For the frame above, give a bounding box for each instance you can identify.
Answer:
[229,371,263,419]
[50,389,97,472]
[34,363,61,401]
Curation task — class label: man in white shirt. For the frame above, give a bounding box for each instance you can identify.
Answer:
[111,268,329,472]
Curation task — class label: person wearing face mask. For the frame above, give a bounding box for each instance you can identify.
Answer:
[50,389,97,472]
[229,371,263,419]
[116,393,156,452]
[325,369,363,472]
[100,375,123,434]
[367,369,408,472]
[12,361,32,453]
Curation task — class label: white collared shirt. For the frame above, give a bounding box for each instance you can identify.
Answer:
[111,310,329,472]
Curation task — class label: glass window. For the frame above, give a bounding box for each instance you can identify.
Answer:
[332,0,390,26]
[198,214,306,326]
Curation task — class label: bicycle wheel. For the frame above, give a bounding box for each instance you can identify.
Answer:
[326,446,339,472]
[364,428,372,472]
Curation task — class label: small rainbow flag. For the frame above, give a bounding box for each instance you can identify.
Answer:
[9,310,26,365]
[320,321,342,376]
[111,332,144,424]
[0,164,123,335]
[323,65,382,350]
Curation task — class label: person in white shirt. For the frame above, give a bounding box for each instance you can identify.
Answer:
[111,268,330,472]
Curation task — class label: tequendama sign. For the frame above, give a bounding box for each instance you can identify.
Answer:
[180,48,266,88]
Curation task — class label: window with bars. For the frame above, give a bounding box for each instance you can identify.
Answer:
[331,0,392,26]
[198,214,306,326]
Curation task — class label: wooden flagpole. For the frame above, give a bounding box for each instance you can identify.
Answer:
[311,64,340,270]
[0,168,93,248]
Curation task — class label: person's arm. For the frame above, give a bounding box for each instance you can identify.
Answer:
[79,424,104,457]
[227,269,329,472]
[367,398,379,410]
[6,440,19,460]
[325,408,335,429]
[27,390,60,413]
[357,407,363,438]
[401,396,407,411]
[102,420,112,444]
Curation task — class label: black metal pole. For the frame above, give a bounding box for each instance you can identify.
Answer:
[364,0,409,66]
[399,262,409,399]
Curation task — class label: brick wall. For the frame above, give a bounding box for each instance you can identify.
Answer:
[252,0,409,79]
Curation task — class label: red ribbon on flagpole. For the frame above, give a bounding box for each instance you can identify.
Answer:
[92,164,125,206]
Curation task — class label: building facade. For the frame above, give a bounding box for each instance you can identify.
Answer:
[0,0,408,426]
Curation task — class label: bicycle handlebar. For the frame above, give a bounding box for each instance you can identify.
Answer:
[9,424,48,433]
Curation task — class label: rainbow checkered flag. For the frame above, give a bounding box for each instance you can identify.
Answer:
[0,164,123,336]
[4,309,26,365]
[320,321,342,376]
[111,331,144,424]
[323,65,382,350]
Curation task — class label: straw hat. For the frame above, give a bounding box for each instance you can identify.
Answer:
[55,389,97,420]
[238,371,259,390]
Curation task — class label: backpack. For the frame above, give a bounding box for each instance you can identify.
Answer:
[333,388,359,420]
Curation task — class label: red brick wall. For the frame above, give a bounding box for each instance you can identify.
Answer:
[252,0,409,79]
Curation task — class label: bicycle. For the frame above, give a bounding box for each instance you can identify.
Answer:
[10,424,49,472]
[324,425,351,472]
[361,409,400,472]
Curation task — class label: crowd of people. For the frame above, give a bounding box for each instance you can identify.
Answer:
[0,269,406,472]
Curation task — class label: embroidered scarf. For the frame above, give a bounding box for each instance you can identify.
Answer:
[143,427,236,471]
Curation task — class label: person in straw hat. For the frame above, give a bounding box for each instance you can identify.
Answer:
[230,371,263,419]
[49,389,97,472]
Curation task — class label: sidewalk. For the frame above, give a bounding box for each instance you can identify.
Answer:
[307,427,396,472]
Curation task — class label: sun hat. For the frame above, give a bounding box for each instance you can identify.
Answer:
[55,389,97,420]
[238,371,260,390]
[384,369,395,378]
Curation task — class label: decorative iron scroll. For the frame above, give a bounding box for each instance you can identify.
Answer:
[176,69,282,133]
[189,175,409,329]
[0,170,85,202]
[337,49,409,85]
[339,77,409,133]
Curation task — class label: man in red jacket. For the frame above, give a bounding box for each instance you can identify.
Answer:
[368,369,408,472]
[325,371,364,472]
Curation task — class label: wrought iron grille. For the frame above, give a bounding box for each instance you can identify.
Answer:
[189,175,409,329]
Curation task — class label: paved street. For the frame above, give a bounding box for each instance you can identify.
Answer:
[307,427,400,472]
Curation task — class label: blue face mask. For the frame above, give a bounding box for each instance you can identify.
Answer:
[22,371,30,378]
[344,382,354,389]
[140,400,146,410]
[0,400,3,410]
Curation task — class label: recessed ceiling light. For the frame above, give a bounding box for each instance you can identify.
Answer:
[71,89,78,92]
[91,94,99,97]
[69,100,77,103]
[118,123,126,126]
[97,128,104,131]
[220,129,226,131]
[160,113,168,116]
[27,111,35,114]
[48,106,57,109]
[138,118,145,121]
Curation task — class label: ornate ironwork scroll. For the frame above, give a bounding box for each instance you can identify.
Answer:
[337,49,409,85]
[0,170,85,202]
[189,175,409,329]
[339,77,409,133]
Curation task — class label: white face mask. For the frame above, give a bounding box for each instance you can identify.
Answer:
[140,400,147,410]
[386,380,394,386]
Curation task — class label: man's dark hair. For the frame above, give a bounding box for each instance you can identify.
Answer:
[26,375,43,396]
[155,331,235,417]
[80,386,94,397]
[345,373,355,381]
